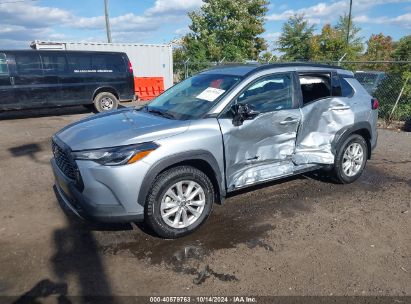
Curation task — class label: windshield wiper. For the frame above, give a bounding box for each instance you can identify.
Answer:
[144,106,176,119]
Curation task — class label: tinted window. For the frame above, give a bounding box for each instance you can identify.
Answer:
[299,73,331,104]
[41,53,68,74]
[237,73,294,112]
[68,54,92,71]
[92,54,125,72]
[15,53,42,75]
[0,53,8,75]
[340,77,354,97]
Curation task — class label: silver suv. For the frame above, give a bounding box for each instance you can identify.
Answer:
[51,64,378,238]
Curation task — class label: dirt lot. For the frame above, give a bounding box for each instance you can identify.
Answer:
[0,105,410,300]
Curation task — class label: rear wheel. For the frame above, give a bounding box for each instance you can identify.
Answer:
[93,92,119,112]
[333,134,368,184]
[145,166,214,239]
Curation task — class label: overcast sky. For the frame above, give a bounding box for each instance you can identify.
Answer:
[0,0,410,49]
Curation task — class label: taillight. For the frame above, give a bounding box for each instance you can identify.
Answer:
[128,61,133,74]
[371,98,379,110]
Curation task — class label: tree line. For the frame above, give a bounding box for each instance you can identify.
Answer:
[172,0,410,122]
[173,0,410,66]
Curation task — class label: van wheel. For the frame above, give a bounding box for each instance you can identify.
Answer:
[145,166,214,239]
[333,134,368,184]
[93,92,119,112]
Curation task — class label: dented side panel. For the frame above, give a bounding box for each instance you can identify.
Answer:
[293,96,356,165]
[218,109,301,189]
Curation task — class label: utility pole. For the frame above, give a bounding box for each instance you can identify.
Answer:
[346,0,353,45]
[104,0,112,43]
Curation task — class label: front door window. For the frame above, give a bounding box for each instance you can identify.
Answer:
[237,73,295,112]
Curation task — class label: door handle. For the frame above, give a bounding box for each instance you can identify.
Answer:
[330,105,350,111]
[280,118,299,125]
[10,76,14,86]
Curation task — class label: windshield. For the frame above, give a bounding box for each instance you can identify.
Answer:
[143,73,242,120]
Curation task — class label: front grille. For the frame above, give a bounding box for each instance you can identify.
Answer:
[52,140,76,180]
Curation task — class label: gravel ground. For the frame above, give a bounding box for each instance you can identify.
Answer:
[0,105,410,300]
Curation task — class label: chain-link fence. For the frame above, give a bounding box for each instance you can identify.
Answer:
[173,60,411,122]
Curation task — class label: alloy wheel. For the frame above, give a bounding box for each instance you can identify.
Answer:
[160,180,206,229]
[342,142,364,177]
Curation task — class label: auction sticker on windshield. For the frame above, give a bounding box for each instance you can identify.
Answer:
[196,87,225,102]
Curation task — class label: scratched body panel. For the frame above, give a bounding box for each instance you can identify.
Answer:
[219,109,301,189]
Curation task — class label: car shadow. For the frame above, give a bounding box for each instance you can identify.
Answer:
[12,189,134,302]
[7,141,51,165]
[13,213,119,303]
[12,279,70,304]
[50,193,121,302]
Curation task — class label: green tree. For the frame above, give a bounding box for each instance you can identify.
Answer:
[310,14,363,62]
[313,24,347,61]
[258,51,276,63]
[364,33,394,61]
[391,35,411,63]
[363,33,394,70]
[183,0,269,63]
[276,14,315,61]
[335,14,363,57]
[374,36,411,121]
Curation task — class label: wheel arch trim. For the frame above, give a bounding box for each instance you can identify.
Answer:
[332,122,373,159]
[92,86,120,101]
[137,150,225,208]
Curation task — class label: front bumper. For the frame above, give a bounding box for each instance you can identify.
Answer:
[51,158,144,223]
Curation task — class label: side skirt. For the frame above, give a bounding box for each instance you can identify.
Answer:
[226,164,324,193]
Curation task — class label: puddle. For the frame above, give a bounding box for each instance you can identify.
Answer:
[99,214,274,284]
[94,162,408,284]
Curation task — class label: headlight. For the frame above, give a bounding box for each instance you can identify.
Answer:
[72,142,159,166]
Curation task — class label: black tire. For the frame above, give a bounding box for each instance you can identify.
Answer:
[145,166,214,239]
[93,92,119,113]
[333,134,368,184]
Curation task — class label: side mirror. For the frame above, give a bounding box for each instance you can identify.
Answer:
[230,104,260,126]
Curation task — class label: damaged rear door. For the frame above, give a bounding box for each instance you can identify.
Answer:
[218,72,301,190]
[293,71,355,165]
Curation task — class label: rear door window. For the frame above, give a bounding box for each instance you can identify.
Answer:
[41,53,68,74]
[298,73,331,105]
[68,54,92,72]
[0,53,8,75]
[91,54,125,73]
[15,53,42,75]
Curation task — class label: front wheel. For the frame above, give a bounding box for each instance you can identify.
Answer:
[145,166,214,238]
[333,134,368,184]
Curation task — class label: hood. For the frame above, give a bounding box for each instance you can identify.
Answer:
[55,108,190,151]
